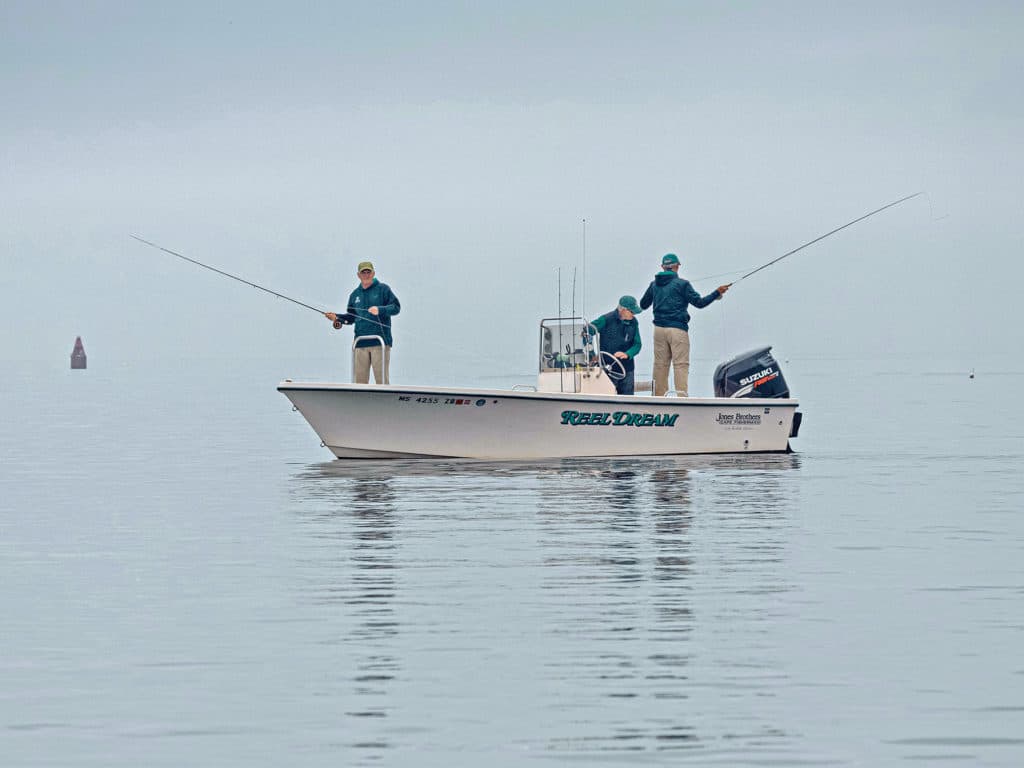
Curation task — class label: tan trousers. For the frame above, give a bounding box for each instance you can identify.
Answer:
[354,345,391,384]
[653,326,690,397]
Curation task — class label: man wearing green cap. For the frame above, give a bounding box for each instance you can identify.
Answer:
[325,261,401,384]
[586,296,643,396]
[639,253,730,397]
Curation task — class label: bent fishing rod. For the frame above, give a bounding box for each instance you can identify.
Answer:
[129,234,389,330]
[717,192,922,288]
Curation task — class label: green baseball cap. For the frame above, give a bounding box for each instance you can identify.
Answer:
[661,253,680,266]
[618,295,641,314]
[357,261,374,273]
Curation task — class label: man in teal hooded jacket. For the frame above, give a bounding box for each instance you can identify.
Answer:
[639,253,729,397]
[325,261,400,384]
[587,295,643,396]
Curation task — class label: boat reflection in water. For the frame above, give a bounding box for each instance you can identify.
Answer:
[288,453,801,761]
[290,471,400,754]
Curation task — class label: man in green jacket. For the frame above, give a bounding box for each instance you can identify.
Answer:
[639,253,729,397]
[587,296,643,396]
[325,261,401,384]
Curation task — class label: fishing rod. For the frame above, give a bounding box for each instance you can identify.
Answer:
[129,234,390,331]
[722,192,922,288]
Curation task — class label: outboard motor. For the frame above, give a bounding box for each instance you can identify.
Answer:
[713,346,790,399]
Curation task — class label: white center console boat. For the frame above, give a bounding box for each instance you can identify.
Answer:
[279,317,802,460]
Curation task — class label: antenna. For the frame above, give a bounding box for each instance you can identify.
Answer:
[582,218,587,321]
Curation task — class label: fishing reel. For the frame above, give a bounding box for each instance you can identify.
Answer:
[332,312,356,330]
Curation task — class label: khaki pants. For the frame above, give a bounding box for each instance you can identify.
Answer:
[653,326,690,397]
[354,345,391,384]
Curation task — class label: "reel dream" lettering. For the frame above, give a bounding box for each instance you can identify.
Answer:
[560,410,679,427]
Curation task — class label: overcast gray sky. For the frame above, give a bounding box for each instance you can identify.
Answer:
[3,1,1022,378]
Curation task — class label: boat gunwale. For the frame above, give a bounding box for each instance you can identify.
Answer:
[277,381,799,409]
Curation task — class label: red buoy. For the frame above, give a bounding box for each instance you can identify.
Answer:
[71,336,87,369]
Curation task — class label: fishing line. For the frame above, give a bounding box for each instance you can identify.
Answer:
[923,191,949,222]
[335,305,395,332]
[695,267,753,282]
[130,234,394,331]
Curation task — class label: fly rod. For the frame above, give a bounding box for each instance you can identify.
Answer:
[725,192,922,287]
[130,234,363,329]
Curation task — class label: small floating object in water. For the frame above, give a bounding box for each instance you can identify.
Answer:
[969,368,975,379]
[70,336,87,369]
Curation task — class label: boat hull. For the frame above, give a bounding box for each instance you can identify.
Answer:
[279,382,800,460]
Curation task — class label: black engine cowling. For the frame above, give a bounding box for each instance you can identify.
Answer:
[713,346,790,399]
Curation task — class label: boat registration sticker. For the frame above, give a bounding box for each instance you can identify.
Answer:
[396,396,491,407]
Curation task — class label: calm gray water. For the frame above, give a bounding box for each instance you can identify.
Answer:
[2,356,1023,766]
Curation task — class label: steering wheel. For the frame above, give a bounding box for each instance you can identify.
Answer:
[597,351,627,382]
